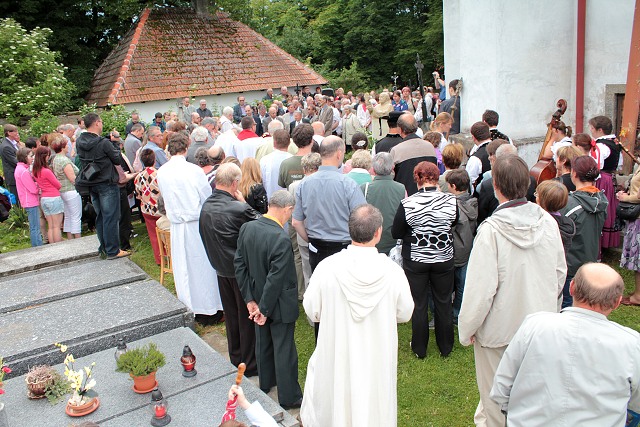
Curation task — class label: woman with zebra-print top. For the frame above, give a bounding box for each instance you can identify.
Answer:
[392,161,457,359]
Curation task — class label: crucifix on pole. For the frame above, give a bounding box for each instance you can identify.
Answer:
[415,54,428,127]
[391,72,399,91]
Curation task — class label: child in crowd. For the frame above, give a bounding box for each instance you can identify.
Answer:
[445,169,478,324]
[219,385,278,427]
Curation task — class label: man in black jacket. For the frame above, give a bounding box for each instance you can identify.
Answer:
[0,124,20,204]
[76,113,129,259]
[235,190,303,409]
[199,163,260,376]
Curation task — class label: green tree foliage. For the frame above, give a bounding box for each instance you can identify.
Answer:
[27,112,61,137]
[0,0,189,107]
[80,104,131,136]
[0,19,73,121]
[244,0,443,89]
[1,0,442,110]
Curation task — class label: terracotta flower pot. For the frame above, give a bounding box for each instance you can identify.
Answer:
[65,396,100,417]
[130,371,157,394]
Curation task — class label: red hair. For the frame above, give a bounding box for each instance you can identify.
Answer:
[413,161,440,185]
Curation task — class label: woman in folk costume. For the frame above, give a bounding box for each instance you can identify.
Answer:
[588,115,621,250]
[370,92,393,141]
[156,132,223,319]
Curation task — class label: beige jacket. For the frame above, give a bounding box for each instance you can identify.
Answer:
[458,201,566,348]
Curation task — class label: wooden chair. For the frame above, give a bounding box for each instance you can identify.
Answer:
[155,227,172,285]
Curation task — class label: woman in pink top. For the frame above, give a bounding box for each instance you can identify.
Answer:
[32,146,63,243]
[14,147,42,246]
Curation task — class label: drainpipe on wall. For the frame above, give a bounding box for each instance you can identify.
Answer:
[576,0,586,133]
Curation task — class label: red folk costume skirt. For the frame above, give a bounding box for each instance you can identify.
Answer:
[596,171,620,249]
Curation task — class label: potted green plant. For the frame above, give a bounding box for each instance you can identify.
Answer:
[116,343,165,394]
[25,365,55,399]
[54,343,99,417]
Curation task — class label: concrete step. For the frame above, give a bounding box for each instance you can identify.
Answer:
[0,279,193,377]
[0,257,147,314]
[0,234,100,277]
[1,328,299,427]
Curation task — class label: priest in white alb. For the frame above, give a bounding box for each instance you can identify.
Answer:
[300,204,414,427]
[156,132,223,318]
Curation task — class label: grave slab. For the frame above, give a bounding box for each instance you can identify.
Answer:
[0,258,147,314]
[0,234,100,277]
[0,280,193,376]
[1,328,298,427]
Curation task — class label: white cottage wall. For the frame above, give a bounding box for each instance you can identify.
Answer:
[123,86,320,123]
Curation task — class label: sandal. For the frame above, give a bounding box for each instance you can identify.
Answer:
[107,250,132,260]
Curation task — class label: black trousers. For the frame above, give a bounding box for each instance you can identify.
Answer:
[308,239,350,339]
[255,320,302,405]
[217,275,257,375]
[308,238,350,272]
[403,258,455,358]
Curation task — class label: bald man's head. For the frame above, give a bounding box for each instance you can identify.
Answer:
[571,263,624,313]
[311,122,325,136]
[207,145,225,164]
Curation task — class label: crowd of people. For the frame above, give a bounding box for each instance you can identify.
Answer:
[2,80,640,426]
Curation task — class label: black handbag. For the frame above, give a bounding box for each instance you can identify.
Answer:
[617,201,640,221]
[82,162,100,181]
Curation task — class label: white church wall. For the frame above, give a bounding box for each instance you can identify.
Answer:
[443,0,633,139]
[583,1,633,130]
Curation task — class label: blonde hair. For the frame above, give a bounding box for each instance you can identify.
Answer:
[430,112,453,131]
[557,145,582,171]
[442,142,464,169]
[239,158,262,198]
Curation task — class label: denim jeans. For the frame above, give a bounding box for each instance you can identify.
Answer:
[90,182,121,257]
[562,274,574,309]
[453,263,468,321]
[25,206,42,247]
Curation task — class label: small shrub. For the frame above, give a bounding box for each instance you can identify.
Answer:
[79,103,130,137]
[44,371,71,405]
[115,343,166,377]
[7,206,28,229]
[27,112,60,137]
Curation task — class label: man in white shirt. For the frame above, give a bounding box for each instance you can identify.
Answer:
[260,129,292,198]
[491,263,640,427]
[465,122,492,190]
[219,107,234,133]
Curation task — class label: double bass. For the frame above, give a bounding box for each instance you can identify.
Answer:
[530,99,568,185]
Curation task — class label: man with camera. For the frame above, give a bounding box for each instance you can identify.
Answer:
[75,113,130,259]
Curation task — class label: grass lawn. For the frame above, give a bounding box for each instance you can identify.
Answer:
[2,211,640,426]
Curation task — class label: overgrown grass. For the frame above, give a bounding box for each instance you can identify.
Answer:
[2,214,640,426]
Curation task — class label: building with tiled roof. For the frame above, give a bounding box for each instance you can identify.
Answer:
[85,7,327,121]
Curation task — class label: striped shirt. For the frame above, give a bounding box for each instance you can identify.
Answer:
[393,188,457,263]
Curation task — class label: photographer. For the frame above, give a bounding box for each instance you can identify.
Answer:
[75,113,131,260]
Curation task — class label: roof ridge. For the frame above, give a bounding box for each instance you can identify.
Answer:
[108,8,151,105]
[85,8,327,106]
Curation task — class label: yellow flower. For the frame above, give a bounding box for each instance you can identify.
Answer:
[84,379,96,391]
[84,366,91,377]
[54,343,68,353]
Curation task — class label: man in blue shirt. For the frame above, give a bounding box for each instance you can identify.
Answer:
[292,135,366,272]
